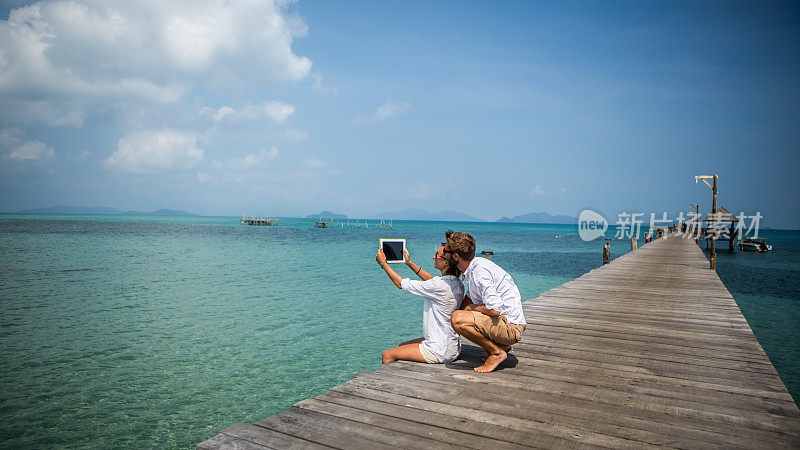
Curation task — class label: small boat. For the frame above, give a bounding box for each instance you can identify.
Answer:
[739,237,772,252]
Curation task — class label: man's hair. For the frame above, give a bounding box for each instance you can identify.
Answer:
[445,230,475,261]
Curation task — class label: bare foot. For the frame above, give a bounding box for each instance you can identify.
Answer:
[475,350,507,373]
[482,345,511,362]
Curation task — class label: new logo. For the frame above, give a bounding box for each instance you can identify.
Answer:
[578,209,608,241]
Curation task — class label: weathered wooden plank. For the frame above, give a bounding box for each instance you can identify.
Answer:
[489,347,790,394]
[516,327,767,361]
[196,433,269,450]
[396,356,797,415]
[506,339,778,378]
[350,367,798,448]
[217,422,327,449]
[520,321,769,357]
[290,399,451,449]
[513,335,777,372]
[255,408,398,449]
[522,304,752,327]
[295,395,498,449]
[522,316,764,346]
[372,364,800,440]
[486,348,797,403]
[327,381,615,449]
[392,358,800,423]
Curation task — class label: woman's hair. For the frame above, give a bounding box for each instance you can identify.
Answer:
[444,230,476,260]
[442,261,462,278]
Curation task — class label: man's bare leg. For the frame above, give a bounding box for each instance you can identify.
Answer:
[382,343,427,364]
[451,310,506,372]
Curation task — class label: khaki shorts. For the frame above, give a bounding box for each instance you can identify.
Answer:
[418,344,440,364]
[471,311,526,347]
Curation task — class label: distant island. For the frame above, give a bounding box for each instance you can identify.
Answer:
[305,210,348,220]
[496,211,578,224]
[15,205,576,224]
[18,206,197,216]
[302,208,578,223]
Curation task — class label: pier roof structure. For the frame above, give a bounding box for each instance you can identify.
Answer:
[702,205,739,222]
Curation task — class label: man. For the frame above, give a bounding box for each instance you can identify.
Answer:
[447,231,526,372]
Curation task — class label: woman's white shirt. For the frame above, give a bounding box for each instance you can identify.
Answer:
[400,275,464,363]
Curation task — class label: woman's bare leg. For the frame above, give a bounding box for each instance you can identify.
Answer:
[382,343,427,364]
[397,337,424,346]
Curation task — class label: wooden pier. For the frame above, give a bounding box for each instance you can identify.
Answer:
[241,216,278,226]
[198,235,800,448]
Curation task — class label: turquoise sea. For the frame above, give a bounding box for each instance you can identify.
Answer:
[1,215,798,448]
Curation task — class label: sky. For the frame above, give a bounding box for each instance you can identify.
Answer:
[0,0,798,227]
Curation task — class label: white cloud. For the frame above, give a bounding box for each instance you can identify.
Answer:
[0,128,23,148]
[241,101,294,123]
[529,185,546,196]
[209,106,236,122]
[106,128,203,173]
[1,128,55,161]
[204,101,294,124]
[7,140,55,160]
[353,98,411,124]
[80,150,91,158]
[229,147,279,168]
[311,73,337,96]
[0,0,311,126]
[304,158,327,168]
[284,128,308,142]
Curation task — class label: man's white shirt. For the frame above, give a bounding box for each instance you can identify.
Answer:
[464,257,526,326]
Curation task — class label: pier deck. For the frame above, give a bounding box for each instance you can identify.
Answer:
[198,235,800,448]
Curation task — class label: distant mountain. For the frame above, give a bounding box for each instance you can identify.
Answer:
[19,205,123,215]
[122,209,197,216]
[18,205,197,216]
[496,211,577,224]
[376,208,484,222]
[306,210,348,219]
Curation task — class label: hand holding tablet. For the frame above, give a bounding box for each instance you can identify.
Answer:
[379,239,406,263]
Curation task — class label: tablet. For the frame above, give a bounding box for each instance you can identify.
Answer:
[379,239,406,263]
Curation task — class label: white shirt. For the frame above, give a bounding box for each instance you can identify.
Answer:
[464,257,526,326]
[400,275,464,363]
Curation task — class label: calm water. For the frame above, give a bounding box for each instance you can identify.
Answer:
[0,215,797,448]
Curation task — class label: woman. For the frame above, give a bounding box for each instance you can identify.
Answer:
[375,240,464,364]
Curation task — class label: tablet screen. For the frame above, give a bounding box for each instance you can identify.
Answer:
[380,239,405,263]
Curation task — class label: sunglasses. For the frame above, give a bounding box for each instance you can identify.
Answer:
[440,243,457,255]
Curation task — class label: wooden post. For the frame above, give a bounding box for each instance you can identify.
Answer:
[729,221,735,252]
[603,239,611,265]
[710,175,717,270]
